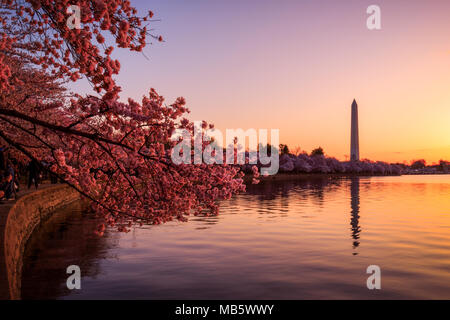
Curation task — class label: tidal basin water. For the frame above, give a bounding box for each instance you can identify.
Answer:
[21,175,450,299]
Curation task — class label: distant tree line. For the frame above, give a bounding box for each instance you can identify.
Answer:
[239,145,449,176]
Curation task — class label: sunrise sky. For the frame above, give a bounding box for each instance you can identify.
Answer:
[72,0,450,164]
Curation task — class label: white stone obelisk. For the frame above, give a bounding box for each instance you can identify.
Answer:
[350,99,359,161]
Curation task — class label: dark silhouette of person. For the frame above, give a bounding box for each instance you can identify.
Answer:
[2,158,15,199]
[0,146,6,171]
[27,159,40,189]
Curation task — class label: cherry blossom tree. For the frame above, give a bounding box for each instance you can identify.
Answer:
[0,0,247,231]
[255,146,404,176]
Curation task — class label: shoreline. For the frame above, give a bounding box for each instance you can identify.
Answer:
[243,172,450,183]
[0,185,82,300]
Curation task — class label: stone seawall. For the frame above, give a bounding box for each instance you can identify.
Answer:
[0,185,81,300]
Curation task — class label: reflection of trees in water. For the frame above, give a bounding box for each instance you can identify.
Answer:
[244,178,345,219]
[200,178,364,254]
[21,201,119,299]
[247,177,363,254]
[245,177,343,204]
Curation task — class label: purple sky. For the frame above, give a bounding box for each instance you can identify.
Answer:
[71,0,450,162]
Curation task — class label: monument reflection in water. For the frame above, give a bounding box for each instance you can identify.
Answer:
[350,177,361,253]
[20,175,450,299]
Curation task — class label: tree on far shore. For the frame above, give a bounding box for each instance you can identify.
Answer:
[279,144,289,155]
[310,147,324,157]
[411,159,426,170]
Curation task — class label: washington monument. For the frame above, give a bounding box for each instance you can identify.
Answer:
[350,99,359,161]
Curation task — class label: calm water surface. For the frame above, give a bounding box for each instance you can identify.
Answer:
[21,175,450,299]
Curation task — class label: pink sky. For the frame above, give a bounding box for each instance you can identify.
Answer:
[71,0,450,164]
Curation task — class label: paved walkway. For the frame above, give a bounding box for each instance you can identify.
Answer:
[0,184,56,223]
